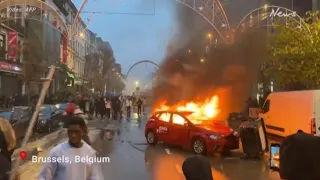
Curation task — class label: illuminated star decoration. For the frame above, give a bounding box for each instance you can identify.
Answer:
[198,6,204,11]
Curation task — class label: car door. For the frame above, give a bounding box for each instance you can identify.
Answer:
[155,112,172,143]
[21,108,32,133]
[169,113,190,146]
[50,106,61,127]
[10,109,24,139]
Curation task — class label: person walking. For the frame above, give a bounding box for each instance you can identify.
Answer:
[112,96,121,120]
[98,98,106,120]
[137,98,143,117]
[94,98,100,118]
[105,98,111,120]
[125,98,132,119]
[142,97,147,114]
[38,117,103,180]
[0,117,16,180]
[88,98,95,120]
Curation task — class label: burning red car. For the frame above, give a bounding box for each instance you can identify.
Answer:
[145,110,239,155]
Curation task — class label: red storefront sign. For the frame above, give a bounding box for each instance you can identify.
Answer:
[62,31,68,63]
[0,61,21,72]
[7,31,18,59]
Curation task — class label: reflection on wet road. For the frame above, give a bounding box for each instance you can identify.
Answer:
[93,112,281,180]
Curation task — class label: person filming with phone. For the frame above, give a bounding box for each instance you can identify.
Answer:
[270,130,320,180]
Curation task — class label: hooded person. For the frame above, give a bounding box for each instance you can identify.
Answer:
[280,132,320,180]
[182,155,213,180]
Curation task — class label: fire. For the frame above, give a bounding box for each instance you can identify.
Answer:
[154,96,220,123]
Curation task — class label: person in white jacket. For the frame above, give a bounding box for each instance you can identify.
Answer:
[105,99,112,119]
[125,98,132,118]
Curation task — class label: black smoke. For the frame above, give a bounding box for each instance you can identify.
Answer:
[152,2,267,120]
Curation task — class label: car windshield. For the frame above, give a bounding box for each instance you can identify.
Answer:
[40,105,51,114]
[55,103,67,110]
[0,111,12,120]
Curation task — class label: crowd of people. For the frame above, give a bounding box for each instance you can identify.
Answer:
[77,95,147,120]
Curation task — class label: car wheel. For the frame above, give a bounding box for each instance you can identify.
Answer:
[192,138,206,155]
[146,131,157,145]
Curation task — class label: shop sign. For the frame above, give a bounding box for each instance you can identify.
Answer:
[7,32,18,59]
[0,62,21,72]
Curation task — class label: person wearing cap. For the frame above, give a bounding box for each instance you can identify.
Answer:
[279,131,320,180]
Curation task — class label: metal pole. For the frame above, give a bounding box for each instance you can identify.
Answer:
[10,65,56,180]
[71,0,88,38]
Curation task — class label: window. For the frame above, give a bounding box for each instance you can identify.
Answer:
[12,109,23,120]
[262,99,270,113]
[159,113,170,122]
[22,109,31,117]
[0,34,6,59]
[172,114,185,125]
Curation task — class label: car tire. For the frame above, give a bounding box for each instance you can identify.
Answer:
[192,137,207,155]
[146,131,157,145]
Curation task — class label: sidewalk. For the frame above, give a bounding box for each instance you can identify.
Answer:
[18,128,101,180]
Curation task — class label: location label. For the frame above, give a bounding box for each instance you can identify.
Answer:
[20,151,27,160]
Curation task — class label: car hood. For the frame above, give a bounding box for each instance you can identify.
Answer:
[195,123,232,135]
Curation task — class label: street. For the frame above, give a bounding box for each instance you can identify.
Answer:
[18,109,282,180]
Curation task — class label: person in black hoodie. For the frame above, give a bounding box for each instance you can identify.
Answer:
[182,155,213,180]
[137,98,143,117]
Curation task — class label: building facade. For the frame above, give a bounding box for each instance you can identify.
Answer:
[63,0,89,90]
[0,24,24,97]
[0,0,123,98]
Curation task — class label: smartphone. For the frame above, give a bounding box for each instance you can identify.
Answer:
[270,143,280,170]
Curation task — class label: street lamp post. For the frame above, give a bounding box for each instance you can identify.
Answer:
[206,33,212,53]
[207,33,212,45]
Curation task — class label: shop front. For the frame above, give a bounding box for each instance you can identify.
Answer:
[0,61,22,97]
[75,77,85,92]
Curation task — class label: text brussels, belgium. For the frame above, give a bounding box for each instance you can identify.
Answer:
[32,155,110,164]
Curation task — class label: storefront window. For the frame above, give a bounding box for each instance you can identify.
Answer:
[0,34,6,60]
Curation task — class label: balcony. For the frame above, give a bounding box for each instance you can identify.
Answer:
[52,0,69,16]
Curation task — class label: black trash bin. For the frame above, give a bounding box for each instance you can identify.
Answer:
[239,119,268,159]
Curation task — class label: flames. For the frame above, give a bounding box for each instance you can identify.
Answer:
[154,96,220,123]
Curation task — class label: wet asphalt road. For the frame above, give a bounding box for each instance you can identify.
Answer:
[91,112,282,180]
